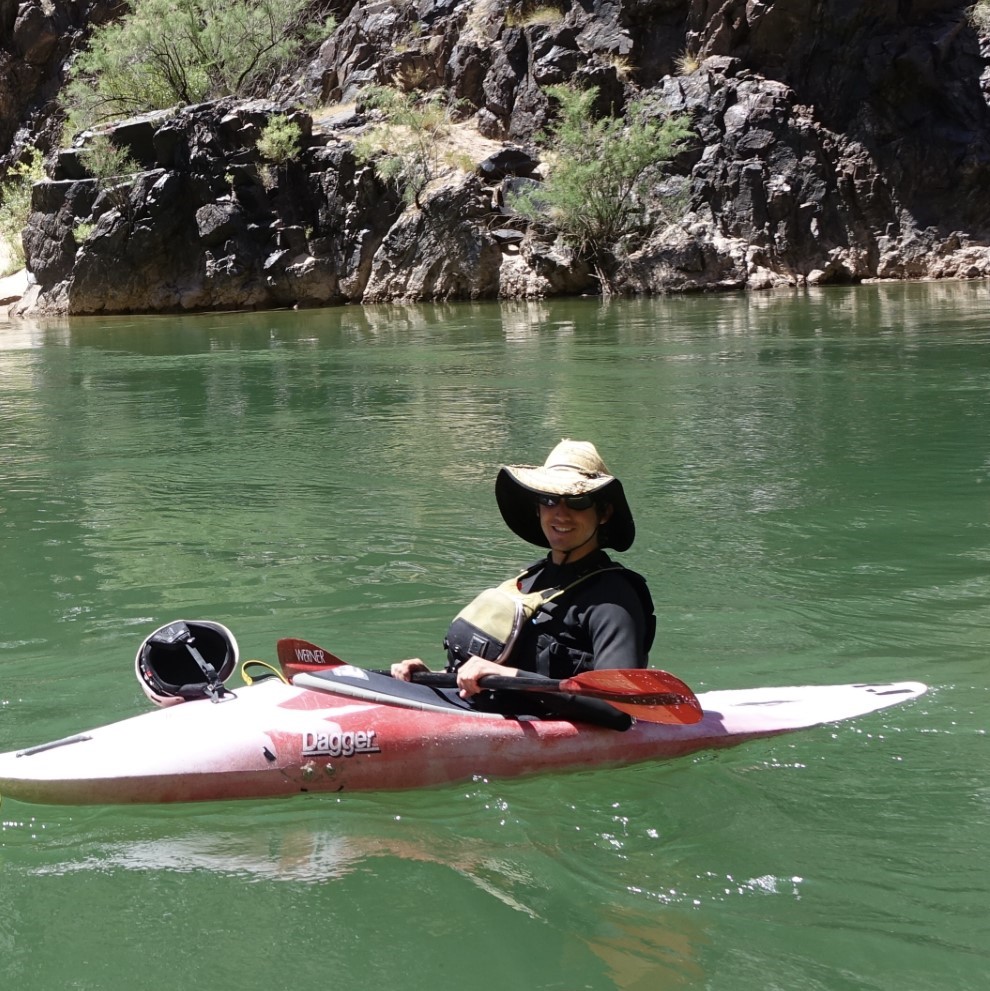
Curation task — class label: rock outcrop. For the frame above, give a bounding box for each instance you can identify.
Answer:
[14,100,556,314]
[1,0,121,175]
[3,0,990,316]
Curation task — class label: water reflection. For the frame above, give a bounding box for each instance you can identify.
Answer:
[4,797,714,988]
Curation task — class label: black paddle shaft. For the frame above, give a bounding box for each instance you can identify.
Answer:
[410,671,689,707]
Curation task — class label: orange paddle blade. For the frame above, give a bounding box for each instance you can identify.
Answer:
[558,668,703,725]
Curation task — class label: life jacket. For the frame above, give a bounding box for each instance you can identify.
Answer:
[525,564,656,678]
[443,560,654,673]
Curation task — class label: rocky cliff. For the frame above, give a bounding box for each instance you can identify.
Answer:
[3,0,990,316]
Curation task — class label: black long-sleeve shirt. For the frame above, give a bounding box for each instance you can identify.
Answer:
[513,550,654,679]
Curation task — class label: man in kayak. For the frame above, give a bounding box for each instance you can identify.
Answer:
[391,439,655,705]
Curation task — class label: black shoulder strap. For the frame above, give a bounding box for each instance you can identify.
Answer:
[572,562,656,654]
[521,557,655,653]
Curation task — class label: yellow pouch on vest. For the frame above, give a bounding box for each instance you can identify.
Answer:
[444,575,545,668]
[443,567,622,670]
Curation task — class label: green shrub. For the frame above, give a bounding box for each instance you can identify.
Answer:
[354,86,459,208]
[508,84,693,293]
[72,220,96,244]
[79,134,138,182]
[64,0,335,132]
[257,115,303,165]
[0,149,45,275]
[78,134,140,219]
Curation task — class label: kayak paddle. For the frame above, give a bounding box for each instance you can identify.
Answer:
[275,637,703,725]
[412,668,704,725]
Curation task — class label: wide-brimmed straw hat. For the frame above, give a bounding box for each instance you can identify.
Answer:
[495,439,635,551]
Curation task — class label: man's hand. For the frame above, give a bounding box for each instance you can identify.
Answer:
[390,658,430,681]
[456,656,519,697]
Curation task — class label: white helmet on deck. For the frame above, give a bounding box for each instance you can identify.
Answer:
[135,620,238,707]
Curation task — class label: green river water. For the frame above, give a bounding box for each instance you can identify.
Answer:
[1,283,987,990]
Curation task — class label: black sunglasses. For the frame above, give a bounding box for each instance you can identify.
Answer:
[537,493,595,510]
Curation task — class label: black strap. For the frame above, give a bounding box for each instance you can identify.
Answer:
[149,621,227,702]
[525,558,656,673]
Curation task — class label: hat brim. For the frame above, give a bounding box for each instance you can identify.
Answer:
[499,463,617,496]
[495,467,635,552]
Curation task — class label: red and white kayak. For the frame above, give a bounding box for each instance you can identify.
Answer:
[0,659,927,806]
